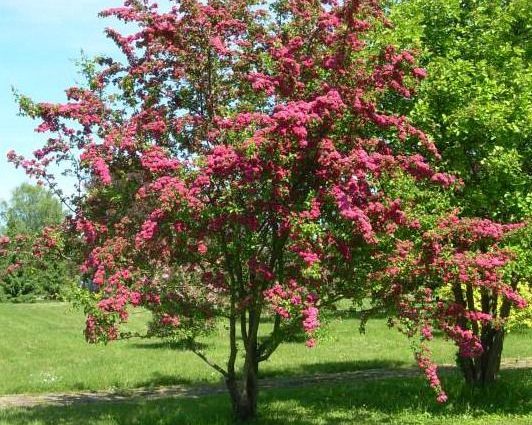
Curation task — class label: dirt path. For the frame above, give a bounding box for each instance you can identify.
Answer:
[1,358,530,409]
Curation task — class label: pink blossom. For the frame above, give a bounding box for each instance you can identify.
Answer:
[299,250,320,266]
[412,68,428,79]
[305,338,316,348]
[197,241,208,255]
[421,326,433,341]
[160,314,180,327]
[210,36,229,55]
[302,306,320,334]
[92,158,112,185]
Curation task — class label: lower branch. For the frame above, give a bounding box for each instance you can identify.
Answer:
[191,344,228,377]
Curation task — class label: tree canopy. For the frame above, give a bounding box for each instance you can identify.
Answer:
[386,0,531,221]
[0,183,63,236]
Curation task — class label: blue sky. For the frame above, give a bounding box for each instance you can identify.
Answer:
[0,0,125,202]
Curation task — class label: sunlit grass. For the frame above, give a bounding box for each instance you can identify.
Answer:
[0,302,530,395]
[0,369,530,424]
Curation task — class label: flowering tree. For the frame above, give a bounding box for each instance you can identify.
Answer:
[373,214,525,399]
[7,0,525,420]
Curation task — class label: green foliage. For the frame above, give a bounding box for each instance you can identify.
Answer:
[0,184,71,302]
[0,183,63,236]
[0,262,71,303]
[387,0,531,221]
[503,223,532,330]
[383,0,532,330]
[507,284,532,331]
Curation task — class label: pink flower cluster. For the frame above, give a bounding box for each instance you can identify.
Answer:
[140,146,180,173]
[85,314,118,343]
[160,313,180,327]
[443,324,484,358]
[264,281,320,346]
[135,210,165,248]
[416,349,447,403]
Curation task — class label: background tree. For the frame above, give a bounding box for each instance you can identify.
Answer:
[7,0,525,419]
[379,0,531,385]
[0,183,63,236]
[0,184,70,301]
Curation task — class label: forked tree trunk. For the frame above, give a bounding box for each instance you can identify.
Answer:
[226,300,261,422]
[457,291,512,386]
[458,326,505,385]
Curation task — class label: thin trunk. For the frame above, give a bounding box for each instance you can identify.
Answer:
[452,282,477,383]
[226,305,260,422]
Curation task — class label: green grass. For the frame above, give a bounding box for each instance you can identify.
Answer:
[0,369,530,424]
[0,302,530,396]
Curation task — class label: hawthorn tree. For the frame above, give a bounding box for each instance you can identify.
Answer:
[374,214,525,391]
[7,0,526,420]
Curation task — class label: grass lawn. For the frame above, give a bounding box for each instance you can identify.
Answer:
[0,369,530,424]
[0,302,530,396]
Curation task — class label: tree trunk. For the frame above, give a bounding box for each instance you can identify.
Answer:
[454,283,510,386]
[225,301,260,422]
[479,326,504,384]
[457,326,505,386]
[225,352,259,422]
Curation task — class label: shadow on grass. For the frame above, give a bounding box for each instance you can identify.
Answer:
[129,340,209,352]
[2,369,529,425]
[257,308,385,324]
[126,360,405,390]
[258,359,408,378]
[133,371,219,389]
[35,374,209,396]
[120,359,408,389]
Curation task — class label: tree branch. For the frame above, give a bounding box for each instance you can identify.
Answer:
[191,345,228,377]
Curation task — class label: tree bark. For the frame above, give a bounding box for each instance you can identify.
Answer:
[454,282,509,386]
[225,299,261,422]
[226,368,258,422]
[226,337,259,421]
[456,289,513,386]
[457,326,505,386]
[478,326,505,384]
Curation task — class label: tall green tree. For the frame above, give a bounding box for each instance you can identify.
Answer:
[1,183,64,236]
[384,0,531,385]
[387,0,531,220]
